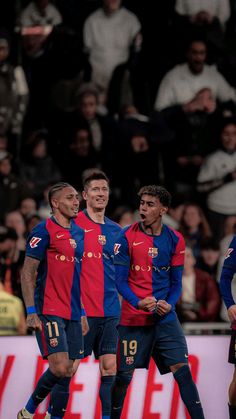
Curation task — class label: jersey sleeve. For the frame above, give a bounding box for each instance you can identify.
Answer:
[114,230,139,308]
[26,222,50,261]
[171,232,185,267]
[114,230,130,267]
[219,236,236,309]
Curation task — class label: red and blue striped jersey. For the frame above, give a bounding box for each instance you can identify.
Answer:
[75,210,121,317]
[26,217,84,320]
[114,222,185,326]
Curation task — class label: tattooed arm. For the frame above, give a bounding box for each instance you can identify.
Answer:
[21,256,42,331]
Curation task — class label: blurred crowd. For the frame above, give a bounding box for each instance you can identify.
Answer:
[1,0,236,334]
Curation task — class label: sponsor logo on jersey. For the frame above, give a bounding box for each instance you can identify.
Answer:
[83,251,101,259]
[148,247,158,258]
[55,254,80,263]
[49,338,58,347]
[225,248,234,259]
[84,229,94,233]
[133,241,143,246]
[29,237,42,248]
[69,238,77,248]
[98,235,106,245]
[114,243,121,255]
[126,356,134,365]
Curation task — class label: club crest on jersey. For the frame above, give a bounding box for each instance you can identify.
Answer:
[29,237,42,248]
[126,356,134,365]
[114,243,121,255]
[148,247,158,258]
[49,338,58,347]
[69,238,77,249]
[98,235,106,245]
[225,248,234,259]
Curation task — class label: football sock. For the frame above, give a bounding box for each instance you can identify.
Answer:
[100,375,116,417]
[174,365,205,419]
[25,369,61,414]
[229,403,236,419]
[111,371,133,419]
[49,376,71,418]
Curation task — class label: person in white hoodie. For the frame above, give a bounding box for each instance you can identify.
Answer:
[197,118,236,239]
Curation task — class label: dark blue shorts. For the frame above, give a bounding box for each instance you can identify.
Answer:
[117,319,188,375]
[84,316,119,359]
[36,315,84,360]
[228,329,236,364]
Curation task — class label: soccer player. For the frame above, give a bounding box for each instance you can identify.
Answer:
[75,169,121,419]
[111,185,205,419]
[219,235,236,419]
[17,182,88,419]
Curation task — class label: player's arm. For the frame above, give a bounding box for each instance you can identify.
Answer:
[22,222,49,331]
[80,299,89,336]
[219,237,236,322]
[114,233,156,311]
[21,256,42,331]
[162,233,185,314]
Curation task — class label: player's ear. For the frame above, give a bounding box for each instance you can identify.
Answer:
[51,197,59,209]
[160,206,168,216]
[82,190,87,201]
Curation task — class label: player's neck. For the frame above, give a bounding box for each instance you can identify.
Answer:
[53,213,71,229]
[141,220,163,236]
[86,207,105,224]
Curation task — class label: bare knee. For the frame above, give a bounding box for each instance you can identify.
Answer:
[99,354,117,376]
[48,353,71,377]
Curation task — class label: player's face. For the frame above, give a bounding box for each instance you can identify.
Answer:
[139,194,167,226]
[83,180,109,211]
[53,187,80,219]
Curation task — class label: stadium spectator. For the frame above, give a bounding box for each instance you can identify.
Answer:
[196,237,220,280]
[179,203,212,260]
[197,118,236,240]
[19,197,37,220]
[83,0,142,110]
[111,205,135,227]
[20,131,61,201]
[177,246,221,322]
[0,29,28,136]
[154,39,236,112]
[0,272,27,335]
[20,0,62,28]
[0,151,28,221]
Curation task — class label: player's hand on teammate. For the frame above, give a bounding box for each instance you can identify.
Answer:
[26,313,42,331]
[155,300,171,316]
[228,305,236,323]
[138,296,157,312]
[81,316,89,336]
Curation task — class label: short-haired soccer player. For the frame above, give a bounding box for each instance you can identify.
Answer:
[18,182,88,419]
[111,185,205,419]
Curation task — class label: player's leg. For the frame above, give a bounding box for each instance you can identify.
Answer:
[111,325,154,419]
[153,319,205,419]
[17,315,72,419]
[111,369,134,419]
[46,319,84,419]
[97,317,119,419]
[99,354,117,419]
[228,330,236,418]
[171,362,205,419]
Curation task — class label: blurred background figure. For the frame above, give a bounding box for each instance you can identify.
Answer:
[177,246,221,322]
[0,270,27,335]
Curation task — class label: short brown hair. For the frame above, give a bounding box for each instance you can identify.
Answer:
[82,168,109,190]
[138,185,171,208]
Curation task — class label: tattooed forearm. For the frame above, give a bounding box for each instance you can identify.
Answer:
[21,256,40,307]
